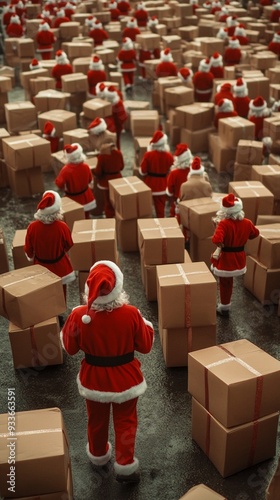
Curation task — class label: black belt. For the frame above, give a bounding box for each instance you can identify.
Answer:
[147,172,167,178]
[35,251,65,264]
[65,187,88,196]
[222,246,244,252]
[103,171,120,175]
[84,351,134,367]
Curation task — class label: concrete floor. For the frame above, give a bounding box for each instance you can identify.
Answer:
[0,79,279,500]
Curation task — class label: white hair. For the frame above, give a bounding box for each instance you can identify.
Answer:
[82,290,130,311]
[212,209,245,225]
[34,211,64,224]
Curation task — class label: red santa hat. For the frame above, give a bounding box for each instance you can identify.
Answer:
[36,190,61,216]
[5,5,15,13]
[177,67,193,82]
[105,85,119,103]
[233,77,248,97]
[137,1,146,9]
[221,193,243,214]
[228,36,241,49]
[93,19,103,29]
[249,96,267,115]
[85,15,96,26]
[217,82,232,93]
[127,17,138,28]
[39,21,51,30]
[147,16,159,28]
[149,130,168,148]
[43,121,56,138]
[234,24,246,37]
[95,81,107,97]
[202,1,211,9]
[82,260,123,324]
[89,55,104,71]
[273,31,280,43]
[10,14,21,24]
[198,58,211,72]
[108,0,118,9]
[188,156,205,177]
[210,52,223,67]
[174,143,192,165]
[217,98,234,113]
[226,15,238,27]
[217,27,228,40]
[160,48,173,62]
[29,58,41,70]
[63,143,84,163]
[55,50,69,64]
[88,117,107,135]
[122,37,133,50]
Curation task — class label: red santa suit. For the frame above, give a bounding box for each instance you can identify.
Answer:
[64,2,76,19]
[139,46,160,79]
[44,0,57,15]
[117,0,131,15]
[218,6,229,22]
[134,2,148,27]
[223,37,242,66]
[233,24,249,46]
[6,14,24,37]
[92,146,124,217]
[55,143,96,217]
[166,143,192,217]
[108,0,121,20]
[155,48,177,78]
[214,82,234,105]
[268,31,280,58]
[117,37,137,89]
[177,67,194,88]
[51,50,73,90]
[214,98,238,128]
[42,121,60,153]
[36,10,53,27]
[270,3,280,22]
[210,0,222,14]
[36,21,56,60]
[52,9,70,28]
[139,131,173,218]
[24,190,75,287]
[87,56,107,96]
[210,52,224,79]
[211,194,259,316]
[105,86,128,150]
[226,15,238,37]
[232,78,250,118]
[192,58,214,102]
[122,17,140,41]
[2,5,16,30]
[88,20,109,47]
[248,96,271,140]
[61,261,154,482]
[15,1,26,22]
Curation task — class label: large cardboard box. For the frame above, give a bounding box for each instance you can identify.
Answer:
[0,265,66,329]
[251,164,280,200]
[12,229,33,270]
[180,483,227,499]
[7,165,45,198]
[250,52,278,70]
[115,212,139,252]
[157,261,217,329]
[29,77,56,95]
[164,86,194,109]
[233,161,253,182]
[0,76,12,93]
[235,139,263,165]
[2,135,51,171]
[59,21,80,40]
[8,317,63,368]
[70,219,118,270]
[109,176,153,220]
[208,133,236,174]
[130,110,160,136]
[192,397,279,478]
[20,68,49,91]
[38,110,77,138]
[135,32,161,50]
[188,339,280,427]
[83,98,112,120]
[0,408,70,498]
[199,37,225,57]
[246,224,280,269]
[0,227,9,274]
[33,90,70,113]
[62,128,91,153]
[218,117,255,148]
[180,198,221,239]
[4,102,38,135]
[138,218,185,265]
[189,234,215,266]
[228,181,274,224]
[61,41,92,59]
[60,196,85,231]
[244,255,280,305]
[180,126,215,154]
[175,103,214,131]
[61,73,88,93]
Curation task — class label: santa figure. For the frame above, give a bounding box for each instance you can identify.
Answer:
[272,100,280,112]
[51,50,73,90]
[177,67,193,88]
[36,7,53,27]
[138,40,160,80]
[29,58,43,71]
[179,156,212,202]
[214,98,238,128]
[87,56,107,97]
[214,82,234,105]
[117,37,137,91]
[134,2,148,27]
[117,0,131,15]
[36,21,56,60]
[88,19,109,47]
[42,121,60,153]
[218,6,229,22]
[223,37,242,66]
[210,0,222,14]
[64,1,76,19]
[6,14,24,37]
[147,15,159,33]
[233,24,249,45]
[166,143,193,217]
[268,31,280,58]
[139,131,174,218]
[155,48,177,78]
[226,15,238,36]
[44,0,57,16]
[232,78,250,118]
[216,27,229,41]
[211,193,259,316]
[248,96,271,140]
[210,52,224,79]
[60,260,154,483]
[24,190,76,307]
[2,5,16,32]
[95,82,108,100]
[52,8,70,28]
[15,0,26,22]
[122,17,140,42]
[87,117,117,153]
[270,1,280,22]
[104,86,128,150]
[192,58,214,102]
[108,0,121,21]
[55,143,96,218]
[84,15,96,33]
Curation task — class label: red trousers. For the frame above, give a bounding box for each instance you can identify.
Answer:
[122,71,134,86]
[103,189,115,218]
[40,51,53,60]
[219,277,233,305]
[86,398,138,466]
[153,194,166,218]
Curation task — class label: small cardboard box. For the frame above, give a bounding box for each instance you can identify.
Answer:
[20,68,49,90]
[180,197,221,239]
[180,126,215,154]
[61,41,93,59]
[95,48,116,64]
[109,176,153,220]
[199,36,225,57]
[209,133,236,174]
[138,218,185,265]
[70,219,118,271]
[188,339,280,427]
[0,264,66,330]
[180,483,227,499]
[63,128,91,153]
[135,33,161,50]
[164,86,194,108]
[228,181,274,224]
[246,224,280,269]
[175,103,214,131]
[157,261,217,329]
[192,397,279,478]
[162,35,181,50]
[83,98,112,120]
[256,215,280,225]
[130,110,160,137]
[3,134,51,170]
[0,227,9,275]
[0,408,70,498]
[218,117,255,149]
[59,21,80,40]
[72,56,91,75]
[236,139,263,165]
[244,255,280,305]
[38,110,77,138]
[33,90,70,113]
[250,52,278,70]
[29,77,56,95]
[134,137,151,165]
[8,317,63,369]
[60,196,85,231]
[0,76,12,93]
[0,66,15,87]
[251,164,280,200]
[17,37,35,58]
[115,212,139,252]
[178,26,199,41]
[4,102,38,135]
[12,229,33,270]
[7,165,45,198]
[189,234,215,267]
[61,72,88,93]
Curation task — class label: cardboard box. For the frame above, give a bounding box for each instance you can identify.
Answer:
[256,215,280,225]
[178,196,214,230]
[115,212,139,252]
[189,339,280,427]
[4,102,38,135]
[138,218,185,265]
[180,126,215,154]
[0,66,15,87]
[244,255,280,305]
[20,68,49,90]
[250,52,278,70]
[233,161,253,182]
[3,134,51,171]
[130,110,160,137]
[189,234,215,266]
[263,116,280,143]
[236,139,263,165]
[38,110,77,138]
[162,35,181,50]
[208,133,236,175]
[51,150,66,176]
[83,98,112,120]
[0,227,9,274]
[266,67,280,84]
[17,37,35,58]
[61,42,93,59]
[0,408,70,498]
[29,77,56,95]
[199,37,225,57]
[61,73,88,93]
[0,158,9,189]
[60,197,85,231]
[157,261,217,328]
[95,48,116,64]
[192,397,279,478]
[0,76,12,93]
[178,26,199,41]
[59,21,80,40]
[251,164,280,200]
[246,224,280,269]
[8,317,63,369]
[180,483,227,499]
[266,456,280,500]
[7,165,45,198]
[70,219,118,270]
[72,56,92,75]
[175,103,214,131]
[109,176,153,220]
[135,33,161,50]
[12,229,33,270]
[134,137,151,165]
[181,197,221,239]
[62,128,91,153]
[33,90,70,113]
[123,100,150,131]
[0,265,66,329]
[228,181,274,224]
[218,117,255,149]
[164,86,194,108]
